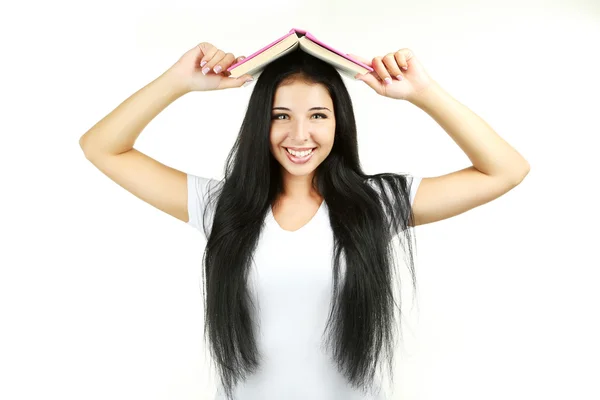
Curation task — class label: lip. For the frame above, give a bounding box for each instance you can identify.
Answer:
[285,146,317,151]
[283,147,316,164]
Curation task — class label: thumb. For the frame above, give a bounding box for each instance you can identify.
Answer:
[220,74,254,89]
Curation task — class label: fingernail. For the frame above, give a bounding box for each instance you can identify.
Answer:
[401,66,408,71]
[202,67,210,75]
[384,77,392,85]
[396,75,403,81]
[242,80,253,87]
[213,65,222,74]
[200,60,207,67]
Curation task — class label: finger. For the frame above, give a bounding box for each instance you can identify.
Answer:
[382,53,403,81]
[197,42,217,68]
[222,55,246,77]
[218,74,254,89]
[394,51,409,72]
[372,57,392,85]
[212,52,235,75]
[355,72,384,95]
[203,49,225,75]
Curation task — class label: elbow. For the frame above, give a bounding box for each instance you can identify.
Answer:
[79,133,99,160]
[519,159,531,178]
[511,162,530,186]
[79,134,91,158]
[493,161,530,187]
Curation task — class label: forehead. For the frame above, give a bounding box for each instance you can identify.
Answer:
[273,80,333,107]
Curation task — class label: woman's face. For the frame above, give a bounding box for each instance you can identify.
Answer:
[269,79,336,178]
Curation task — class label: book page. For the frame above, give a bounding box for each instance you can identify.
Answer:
[229,36,299,78]
[298,37,370,79]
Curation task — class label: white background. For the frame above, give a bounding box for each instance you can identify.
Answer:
[1,0,599,399]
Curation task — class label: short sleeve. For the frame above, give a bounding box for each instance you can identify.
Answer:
[187,173,220,234]
[409,176,422,207]
[367,173,421,207]
[366,173,421,236]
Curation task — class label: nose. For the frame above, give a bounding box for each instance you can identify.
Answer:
[289,120,310,143]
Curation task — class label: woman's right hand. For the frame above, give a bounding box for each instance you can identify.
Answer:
[166,42,253,93]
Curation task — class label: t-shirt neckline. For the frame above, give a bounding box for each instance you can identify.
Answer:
[268,200,326,234]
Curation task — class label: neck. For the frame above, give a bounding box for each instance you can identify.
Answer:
[280,170,320,200]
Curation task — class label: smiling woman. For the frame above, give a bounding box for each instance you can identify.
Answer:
[189,50,423,400]
[80,45,421,399]
[79,35,527,400]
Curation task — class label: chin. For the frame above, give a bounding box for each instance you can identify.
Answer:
[283,166,318,177]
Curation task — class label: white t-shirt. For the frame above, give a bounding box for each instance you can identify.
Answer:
[187,173,421,400]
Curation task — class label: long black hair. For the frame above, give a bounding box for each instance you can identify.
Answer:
[200,50,418,399]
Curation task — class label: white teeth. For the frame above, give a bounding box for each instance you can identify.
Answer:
[286,148,314,157]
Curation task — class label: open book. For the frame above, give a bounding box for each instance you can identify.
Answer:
[227,28,373,80]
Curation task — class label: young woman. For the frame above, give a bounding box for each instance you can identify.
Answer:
[79,41,529,400]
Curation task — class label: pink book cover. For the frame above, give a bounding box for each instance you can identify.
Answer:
[227,28,374,73]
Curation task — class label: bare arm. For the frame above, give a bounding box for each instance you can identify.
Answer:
[79,71,192,222]
[79,71,187,157]
[409,84,530,226]
[79,42,251,223]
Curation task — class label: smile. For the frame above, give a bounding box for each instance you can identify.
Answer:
[284,147,316,164]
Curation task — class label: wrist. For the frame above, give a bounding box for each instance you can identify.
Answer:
[158,68,192,99]
[407,82,445,109]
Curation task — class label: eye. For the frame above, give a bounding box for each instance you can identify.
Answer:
[271,113,328,120]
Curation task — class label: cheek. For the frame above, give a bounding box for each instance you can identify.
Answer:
[315,126,335,148]
[269,129,284,150]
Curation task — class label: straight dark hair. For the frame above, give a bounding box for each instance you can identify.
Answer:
[200,50,418,399]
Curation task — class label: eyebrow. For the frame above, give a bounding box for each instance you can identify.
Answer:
[272,107,332,112]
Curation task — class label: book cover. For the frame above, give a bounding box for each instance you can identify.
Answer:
[227,28,373,77]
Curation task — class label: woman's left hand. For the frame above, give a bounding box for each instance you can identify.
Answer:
[348,49,436,102]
